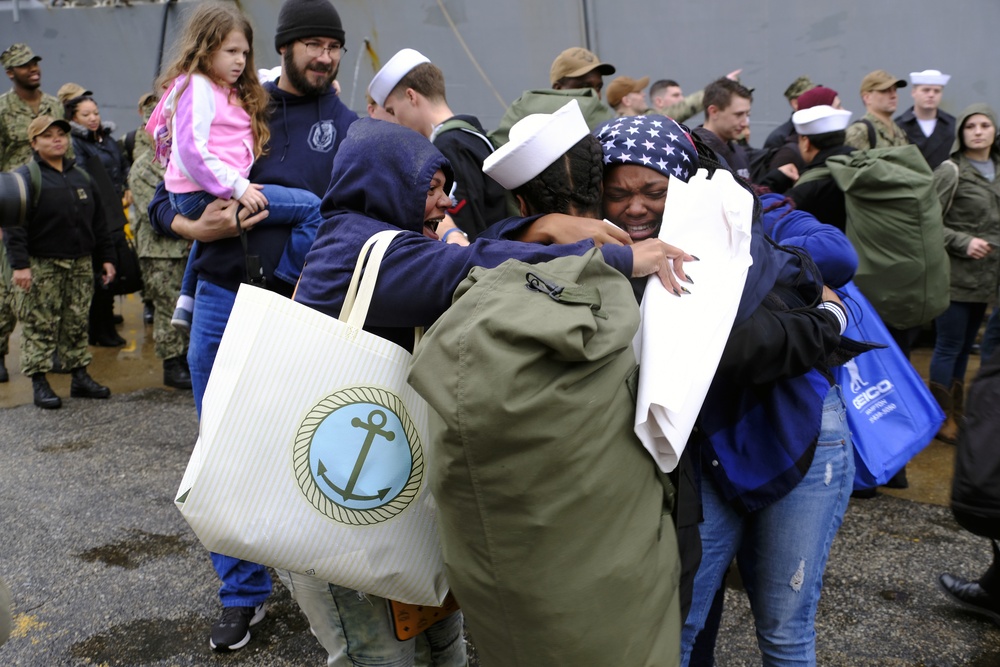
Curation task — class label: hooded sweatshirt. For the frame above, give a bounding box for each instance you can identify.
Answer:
[933,103,1000,302]
[148,80,359,292]
[293,118,632,351]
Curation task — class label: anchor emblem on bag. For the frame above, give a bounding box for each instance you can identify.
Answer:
[294,387,424,525]
[318,409,394,502]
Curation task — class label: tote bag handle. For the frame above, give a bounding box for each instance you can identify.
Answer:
[339,230,401,328]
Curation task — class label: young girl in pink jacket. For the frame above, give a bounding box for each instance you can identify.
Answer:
[147,2,323,326]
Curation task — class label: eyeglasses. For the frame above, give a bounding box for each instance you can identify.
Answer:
[297,40,346,57]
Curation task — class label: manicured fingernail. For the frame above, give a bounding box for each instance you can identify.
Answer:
[681,286,691,294]
[691,255,701,261]
[685,274,694,284]
[673,288,682,297]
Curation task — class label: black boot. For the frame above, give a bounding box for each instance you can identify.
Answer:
[163,356,192,390]
[0,356,8,383]
[31,373,62,409]
[884,466,909,489]
[70,367,111,399]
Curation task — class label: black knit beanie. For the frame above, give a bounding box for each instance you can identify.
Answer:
[274,0,345,53]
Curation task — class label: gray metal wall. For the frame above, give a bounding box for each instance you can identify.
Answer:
[2,0,997,141]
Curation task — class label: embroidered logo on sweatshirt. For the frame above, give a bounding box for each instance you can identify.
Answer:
[308,120,337,153]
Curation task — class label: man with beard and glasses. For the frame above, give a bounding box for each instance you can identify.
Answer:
[147,0,358,654]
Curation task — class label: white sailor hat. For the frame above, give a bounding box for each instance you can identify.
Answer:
[368,48,431,107]
[910,69,951,86]
[483,99,590,190]
[792,105,853,136]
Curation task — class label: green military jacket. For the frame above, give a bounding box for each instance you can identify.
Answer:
[933,104,1000,303]
[489,88,615,147]
[844,112,909,150]
[652,89,705,124]
[128,145,188,260]
[0,89,65,171]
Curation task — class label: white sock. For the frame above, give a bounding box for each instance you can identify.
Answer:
[176,294,195,312]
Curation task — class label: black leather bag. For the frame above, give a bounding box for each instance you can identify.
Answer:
[82,155,143,295]
[109,227,143,295]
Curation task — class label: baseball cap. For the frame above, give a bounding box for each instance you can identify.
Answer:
[549,47,615,85]
[57,82,93,105]
[606,76,650,108]
[27,115,71,141]
[1,43,41,69]
[860,70,906,94]
[784,75,816,100]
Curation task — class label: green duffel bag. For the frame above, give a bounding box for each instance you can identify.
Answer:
[825,144,950,330]
[409,249,680,667]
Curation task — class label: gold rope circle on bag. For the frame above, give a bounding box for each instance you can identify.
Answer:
[293,386,424,525]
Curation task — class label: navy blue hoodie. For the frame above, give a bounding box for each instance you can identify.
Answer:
[293,118,633,351]
[149,80,358,292]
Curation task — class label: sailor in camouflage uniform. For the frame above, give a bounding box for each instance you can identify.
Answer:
[0,43,65,382]
[6,116,115,409]
[129,92,192,389]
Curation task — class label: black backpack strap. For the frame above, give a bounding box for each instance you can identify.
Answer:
[235,215,265,286]
[861,118,877,149]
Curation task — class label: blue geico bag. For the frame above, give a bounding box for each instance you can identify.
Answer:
[836,281,944,489]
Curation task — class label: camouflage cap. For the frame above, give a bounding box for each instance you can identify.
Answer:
[57,82,93,105]
[860,70,907,94]
[26,115,70,141]
[1,43,41,69]
[783,75,816,100]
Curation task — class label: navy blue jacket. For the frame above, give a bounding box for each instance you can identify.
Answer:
[149,80,359,292]
[293,118,633,352]
[696,193,856,514]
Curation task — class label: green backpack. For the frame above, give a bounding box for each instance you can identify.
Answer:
[408,250,679,667]
[798,143,949,330]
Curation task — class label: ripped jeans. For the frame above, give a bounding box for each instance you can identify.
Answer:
[681,385,855,667]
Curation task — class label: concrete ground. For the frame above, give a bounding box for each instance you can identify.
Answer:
[1,295,999,665]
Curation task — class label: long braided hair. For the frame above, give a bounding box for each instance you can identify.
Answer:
[513,134,604,217]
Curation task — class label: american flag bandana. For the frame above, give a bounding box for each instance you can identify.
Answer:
[594,114,699,182]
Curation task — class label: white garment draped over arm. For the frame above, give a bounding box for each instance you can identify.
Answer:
[632,168,754,472]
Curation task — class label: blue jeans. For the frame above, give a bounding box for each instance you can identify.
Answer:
[929,301,988,387]
[170,184,323,286]
[681,386,855,667]
[188,279,271,608]
[275,571,467,667]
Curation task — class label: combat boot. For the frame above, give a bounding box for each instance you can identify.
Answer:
[163,356,192,390]
[929,381,958,444]
[951,379,966,430]
[0,355,8,383]
[70,367,111,399]
[31,373,62,409]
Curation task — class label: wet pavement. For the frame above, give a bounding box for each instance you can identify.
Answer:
[1,296,999,665]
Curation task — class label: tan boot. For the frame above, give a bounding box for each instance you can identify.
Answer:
[951,379,966,429]
[930,381,959,444]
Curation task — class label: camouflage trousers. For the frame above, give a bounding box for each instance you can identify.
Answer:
[0,243,16,357]
[139,257,187,361]
[14,256,93,376]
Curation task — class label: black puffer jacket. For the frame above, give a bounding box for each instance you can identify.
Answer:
[70,121,130,198]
